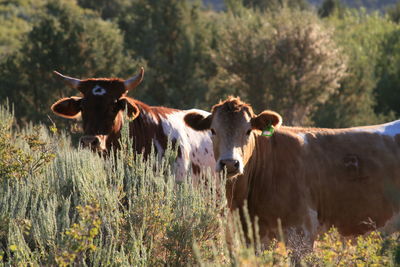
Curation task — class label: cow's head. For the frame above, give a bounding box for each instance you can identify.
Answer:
[184,97,282,178]
[51,68,144,153]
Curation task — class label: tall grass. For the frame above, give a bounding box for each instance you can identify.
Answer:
[0,103,398,266]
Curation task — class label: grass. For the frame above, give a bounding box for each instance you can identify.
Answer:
[0,102,399,266]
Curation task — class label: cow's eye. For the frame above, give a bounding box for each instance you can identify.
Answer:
[211,129,216,135]
[114,99,125,112]
[246,129,252,135]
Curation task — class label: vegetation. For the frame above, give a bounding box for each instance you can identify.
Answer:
[210,6,346,125]
[0,104,398,266]
[2,0,400,127]
[1,0,400,265]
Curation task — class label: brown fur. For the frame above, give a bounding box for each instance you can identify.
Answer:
[52,77,177,157]
[185,96,400,246]
[127,99,178,157]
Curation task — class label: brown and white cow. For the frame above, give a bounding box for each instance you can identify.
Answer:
[184,96,400,246]
[51,68,215,181]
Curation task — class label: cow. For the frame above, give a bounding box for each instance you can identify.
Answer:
[51,68,215,181]
[184,96,400,248]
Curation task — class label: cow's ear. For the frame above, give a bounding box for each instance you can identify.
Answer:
[51,97,82,119]
[251,110,282,131]
[184,112,212,131]
[118,97,140,120]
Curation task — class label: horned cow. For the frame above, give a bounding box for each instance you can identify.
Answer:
[51,68,215,181]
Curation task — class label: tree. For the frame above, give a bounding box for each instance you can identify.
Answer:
[314,11,397,127]
[0,0,140,123]
[374,27,400,117]
[117,0,216,109]
[77,0,130,20]
[242,0,310,11]
[0,0,46,62]
[387,2,400,23]
[210,8,346,125]
[318,0,345,18]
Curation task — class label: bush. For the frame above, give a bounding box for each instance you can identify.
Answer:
[305,228,399,266]
[0,102,55,181]
[0,103,398,265]
[210,6,346,125]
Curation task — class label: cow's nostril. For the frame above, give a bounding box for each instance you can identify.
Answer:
[234,160,239,169]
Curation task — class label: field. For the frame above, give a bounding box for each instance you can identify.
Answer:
[2,0,400,265]
[1,102,399,266]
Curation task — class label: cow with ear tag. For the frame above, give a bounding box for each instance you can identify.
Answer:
[51,68,215,182]
[184,96,400,250]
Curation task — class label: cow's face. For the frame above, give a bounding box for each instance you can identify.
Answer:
[184,97,282,178]
[51,69,143,153]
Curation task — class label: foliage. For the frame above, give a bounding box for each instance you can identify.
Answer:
[387,2,400,23]
[56,202,101,267]
[314,10,397,127]
[318,0,346,18]
[118,0,216,109]
[374,26,400,118]
[305,228,399,266]
[210,6,346,125]
[0,103,55,181]
[2,0,400,128]
[0,0,47,61]
[0,104,398,265]
[0,105,226,265]
[242,0,310,11]
[0,0,140,123]
[77,0,130,20]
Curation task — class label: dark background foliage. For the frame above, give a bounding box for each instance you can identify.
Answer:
[2,0,400,127]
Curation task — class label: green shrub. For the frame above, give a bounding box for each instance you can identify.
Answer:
[0,103,55,181]
[305,228,398,266]
[210,6,346,125]
[0,102,398,266]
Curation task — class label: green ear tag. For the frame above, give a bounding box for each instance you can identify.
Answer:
[262,122,274,137]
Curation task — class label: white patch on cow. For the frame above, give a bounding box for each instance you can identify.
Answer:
[352,119,400,137]
[92,85,107,96]
[160,109,216,182]
[297,133,308,145]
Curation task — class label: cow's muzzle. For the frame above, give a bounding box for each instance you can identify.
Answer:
[218,159,241,177]
[79,135,107,152]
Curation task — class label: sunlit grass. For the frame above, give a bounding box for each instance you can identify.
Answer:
[0,103,398,266]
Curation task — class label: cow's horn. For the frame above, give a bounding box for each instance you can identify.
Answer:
[124,67,144,92]
[53,71,81,89]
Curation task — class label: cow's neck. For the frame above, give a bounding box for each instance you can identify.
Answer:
[127,99,172,157]
[244,130,308,228]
